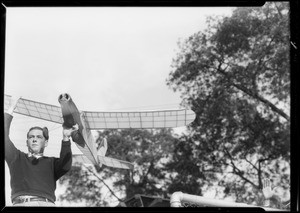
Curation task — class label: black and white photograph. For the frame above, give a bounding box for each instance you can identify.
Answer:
[2,2,292,210]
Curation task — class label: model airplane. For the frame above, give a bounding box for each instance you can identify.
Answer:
[4,93,196,170]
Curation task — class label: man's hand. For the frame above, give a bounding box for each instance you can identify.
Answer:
[262,178,276,199]
[63,124,79,141]
[5,96,20,115]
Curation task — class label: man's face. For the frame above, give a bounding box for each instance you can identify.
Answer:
[26,129,48,154]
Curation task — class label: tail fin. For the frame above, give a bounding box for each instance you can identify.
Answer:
[97,137,108,156]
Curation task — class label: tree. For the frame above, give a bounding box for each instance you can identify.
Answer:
[58,128,179,206]
[166,2,290,206]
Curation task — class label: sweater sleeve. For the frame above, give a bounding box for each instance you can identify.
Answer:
[54,140,72,180]
[4,113,19,165]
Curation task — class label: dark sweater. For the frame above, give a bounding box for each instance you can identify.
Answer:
[4,113,72,202]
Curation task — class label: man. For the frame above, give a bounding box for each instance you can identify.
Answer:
[4,97,78,206]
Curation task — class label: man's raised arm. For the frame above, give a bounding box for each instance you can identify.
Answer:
[4,96,20,164]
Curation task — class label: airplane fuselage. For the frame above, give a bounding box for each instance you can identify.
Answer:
[58,93,85,146]
[58,93,98,164]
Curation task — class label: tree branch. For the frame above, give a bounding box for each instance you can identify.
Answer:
[83,165,123,202]
[224,148,258,187]
[216,66,290,121]
[140,160,155,185]
[257,157,272,189]
[244,156,259,171]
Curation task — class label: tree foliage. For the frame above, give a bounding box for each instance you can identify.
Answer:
[166,2,290,205]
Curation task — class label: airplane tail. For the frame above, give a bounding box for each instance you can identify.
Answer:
[96,137,133,170]
[97,155,134,170]
[97,137,108,156]
[72,154,134,170]
[97,137,108,167]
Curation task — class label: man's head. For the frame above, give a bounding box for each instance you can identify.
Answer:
[26,126,49,154]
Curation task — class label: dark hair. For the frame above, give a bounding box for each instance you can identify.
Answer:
[27,126,49,140]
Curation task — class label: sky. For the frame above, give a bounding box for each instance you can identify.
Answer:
[3,6,234,206]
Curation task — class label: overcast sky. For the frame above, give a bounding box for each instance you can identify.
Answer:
[4,6,234,206]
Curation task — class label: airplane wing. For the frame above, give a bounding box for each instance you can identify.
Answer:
[4,94,63,124]
[83,109,196,129]
[72,154,134,170]
[4,94,196,129]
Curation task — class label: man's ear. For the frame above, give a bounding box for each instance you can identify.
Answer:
[44,140,48,147]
